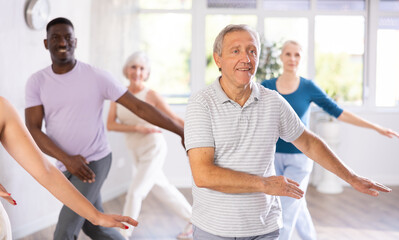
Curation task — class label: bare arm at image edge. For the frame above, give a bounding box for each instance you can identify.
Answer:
[1,98,138,229]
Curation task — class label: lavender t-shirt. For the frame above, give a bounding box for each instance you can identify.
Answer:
[25,61,127,171]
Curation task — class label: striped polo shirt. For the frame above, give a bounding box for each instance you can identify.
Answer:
[185,78,305,237]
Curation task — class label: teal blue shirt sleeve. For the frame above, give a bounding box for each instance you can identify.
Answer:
[261,77,343,154]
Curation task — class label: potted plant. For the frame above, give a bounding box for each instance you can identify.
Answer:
[256,39,282,82]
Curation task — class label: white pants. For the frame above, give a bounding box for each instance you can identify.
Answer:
[274,153,316,240]
[0,202,12,240]
[122,133,192,237]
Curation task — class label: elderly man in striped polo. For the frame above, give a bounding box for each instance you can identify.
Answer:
[184,24,391,240]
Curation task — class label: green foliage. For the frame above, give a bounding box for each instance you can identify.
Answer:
[255,40,363,104]
[205,53,221,85]
[315,51,363,103]
[256,39,282,82]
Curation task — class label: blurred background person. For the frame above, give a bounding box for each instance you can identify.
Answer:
[107,51,192,239]
[261,40,399,240]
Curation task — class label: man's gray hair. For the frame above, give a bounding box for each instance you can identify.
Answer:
[122,51,151,80]
[213,24,260,56]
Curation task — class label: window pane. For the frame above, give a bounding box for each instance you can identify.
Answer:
[138,14,191,103]
[205,15,257,85]
[380,0,399,11]
[376,17,399,107]
[207,0,256,8]
[262,18,308,80]
[262,0,309,10]
[139,0,192,9]
[317,0,365,11]
[315,16,364,105]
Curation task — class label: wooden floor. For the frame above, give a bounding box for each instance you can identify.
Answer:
[19,186,399,240]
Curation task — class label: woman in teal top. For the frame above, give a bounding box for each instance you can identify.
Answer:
[263,76,343,154]
[261,40,398,240]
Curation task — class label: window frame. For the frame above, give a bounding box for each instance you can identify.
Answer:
[368,0,399,110]
[138,0,399,110]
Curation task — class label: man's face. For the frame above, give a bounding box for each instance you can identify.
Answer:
[214,30,259,87]
[44,24,77,64]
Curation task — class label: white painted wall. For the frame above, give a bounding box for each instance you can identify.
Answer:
[0,0,398,239]
[0,0,94,238]
[0,0,190,238]
[335,110,399,185]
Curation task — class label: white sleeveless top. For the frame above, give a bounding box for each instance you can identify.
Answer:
[116,87,164,150]
[116,87,158,129]
[0,201,12,240]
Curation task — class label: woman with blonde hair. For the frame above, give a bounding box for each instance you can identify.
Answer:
[261,40,398,240]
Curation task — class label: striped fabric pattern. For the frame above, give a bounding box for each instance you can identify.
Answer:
[185,78,305,237]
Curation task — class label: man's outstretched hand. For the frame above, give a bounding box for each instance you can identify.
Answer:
[349,175,392,196]
[263,176,304,199]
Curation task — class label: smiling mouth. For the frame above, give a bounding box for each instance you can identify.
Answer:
[58,49,68,53]
[236,67,252,71]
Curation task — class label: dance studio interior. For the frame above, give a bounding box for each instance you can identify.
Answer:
[1,0,398,239]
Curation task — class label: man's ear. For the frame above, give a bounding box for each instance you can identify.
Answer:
[44,39,48,50]
[213,52,221,70]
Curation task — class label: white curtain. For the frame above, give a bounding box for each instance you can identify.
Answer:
[90,0,141,82]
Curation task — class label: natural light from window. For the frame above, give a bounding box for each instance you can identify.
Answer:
[263,17,309,80]
[139,0,192,9]
[137,13,192,104]
[315,15,364,105]
[376,17,399,107]
[120,0,399,108]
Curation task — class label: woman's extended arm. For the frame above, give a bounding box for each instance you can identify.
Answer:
[148,90,184,127]
[0,97,137,229]
[106,101,160,134]
[337,110,399,138]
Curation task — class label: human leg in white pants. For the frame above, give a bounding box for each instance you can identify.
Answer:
[121,134,166,237]
[274,153,316,240]
[151,172,192,222]
[121,133,192,237]
[295,198,316,240]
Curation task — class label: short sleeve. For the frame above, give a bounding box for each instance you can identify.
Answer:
[184,96,215,151]
[308,81,343,118]
[261,78,277,90]
[278,94,305,143]
[99,71,128,101]
[25,74,42,108]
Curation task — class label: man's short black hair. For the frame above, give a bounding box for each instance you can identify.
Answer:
[46,17,74,32]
